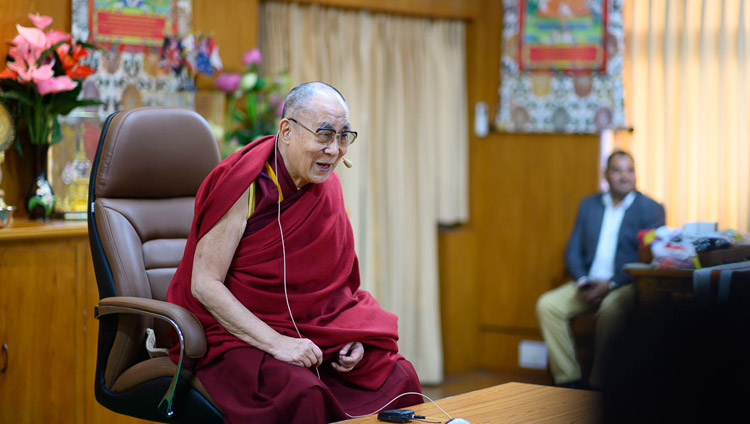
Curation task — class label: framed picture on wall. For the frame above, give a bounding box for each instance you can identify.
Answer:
[518,0,608,72]
[496,0,625,134]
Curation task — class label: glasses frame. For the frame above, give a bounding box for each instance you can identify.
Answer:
[287,117,358,147]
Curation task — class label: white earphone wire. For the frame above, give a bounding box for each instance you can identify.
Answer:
[274,135,447,419]
[343,392,453,421]
[275,134,321,379]
[275,135,302,338]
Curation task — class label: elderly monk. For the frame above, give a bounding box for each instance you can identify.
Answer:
[167,82,422,423]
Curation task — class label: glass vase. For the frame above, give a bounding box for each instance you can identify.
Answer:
[24,143,56,220]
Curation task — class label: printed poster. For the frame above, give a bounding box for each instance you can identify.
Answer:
[496,0,625,134]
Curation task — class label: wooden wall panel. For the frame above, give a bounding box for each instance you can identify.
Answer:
[1,0,602,376]
[456,0,600,371]
[438,227,478,374]
[192,0,258,88]
[0,1,69,64]
[475,134,599,330]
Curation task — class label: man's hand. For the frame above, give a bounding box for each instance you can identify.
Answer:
[331,342,364,373]
[269,335,323,368]
[577,280,610,306]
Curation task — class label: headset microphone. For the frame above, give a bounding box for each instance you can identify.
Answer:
[342,157,353,168]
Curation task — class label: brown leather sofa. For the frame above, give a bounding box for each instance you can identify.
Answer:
[88,107,223,423]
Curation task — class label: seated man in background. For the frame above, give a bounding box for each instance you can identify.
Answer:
[536,150,665,389]
[167,82,422,423]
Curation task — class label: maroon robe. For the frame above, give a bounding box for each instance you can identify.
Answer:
[167,135,422,422]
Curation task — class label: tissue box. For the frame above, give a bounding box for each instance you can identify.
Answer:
[684,222,718,235]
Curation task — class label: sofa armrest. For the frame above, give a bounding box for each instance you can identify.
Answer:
[96,296,206,358]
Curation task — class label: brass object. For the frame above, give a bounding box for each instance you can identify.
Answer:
[0,102,16,223]
[49,112,101,219]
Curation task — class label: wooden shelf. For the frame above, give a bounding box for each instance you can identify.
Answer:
[0,218,88,241]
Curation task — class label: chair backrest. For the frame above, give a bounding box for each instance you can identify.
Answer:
[88,107,220,394]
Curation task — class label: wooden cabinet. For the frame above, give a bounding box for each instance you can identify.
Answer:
[0,220,154,424]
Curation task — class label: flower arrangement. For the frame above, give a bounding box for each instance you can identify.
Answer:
[0,13,100,147]
[214,48,289,155]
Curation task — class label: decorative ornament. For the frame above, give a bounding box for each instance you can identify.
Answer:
[0,102,16,227]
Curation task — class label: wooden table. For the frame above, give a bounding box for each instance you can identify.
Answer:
[624,263,694,305]
[335,383,601,424]
[627,245,750,306]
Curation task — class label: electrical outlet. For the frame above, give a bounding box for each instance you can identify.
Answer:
[519,340,548,370]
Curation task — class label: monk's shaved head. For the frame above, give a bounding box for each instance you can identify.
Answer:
[281,82,347,119]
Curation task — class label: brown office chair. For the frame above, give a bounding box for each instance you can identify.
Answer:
[88,107,223,422]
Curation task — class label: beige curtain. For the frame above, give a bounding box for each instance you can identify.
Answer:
[625,0,750,233]
[260,1,469,384]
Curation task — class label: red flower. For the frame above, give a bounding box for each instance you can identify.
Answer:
[56,43,96,79]
[0,68,18,79]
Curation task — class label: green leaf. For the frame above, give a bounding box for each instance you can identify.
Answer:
[246,92,257,126]
[38,40,67,63]
[75,40,98,50]
[47,83,83,105]
[50,117,62,145]
[51,99,103,116]
[0,78,29,92]
[0,91,34,106]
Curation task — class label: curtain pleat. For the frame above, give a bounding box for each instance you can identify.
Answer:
[259,1,469,384]
[627,0,750,233]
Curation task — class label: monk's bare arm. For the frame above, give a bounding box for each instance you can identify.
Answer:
[190,188,323,368]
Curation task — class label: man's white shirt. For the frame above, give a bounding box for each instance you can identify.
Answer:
[577,191,636,288]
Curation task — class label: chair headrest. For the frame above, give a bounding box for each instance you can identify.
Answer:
[95,107,221,198]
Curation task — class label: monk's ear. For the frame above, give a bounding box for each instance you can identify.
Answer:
[279,119,293,143]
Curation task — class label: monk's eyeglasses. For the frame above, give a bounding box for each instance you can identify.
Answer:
[287,118,358,147]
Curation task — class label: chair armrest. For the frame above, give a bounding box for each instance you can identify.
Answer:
[96,296,207,358]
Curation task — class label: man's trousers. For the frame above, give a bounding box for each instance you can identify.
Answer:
[536,282,636,387]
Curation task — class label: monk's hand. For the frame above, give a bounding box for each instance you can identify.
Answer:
[577,280,610,306]
[270,335,323,368]
[331,342,364,373]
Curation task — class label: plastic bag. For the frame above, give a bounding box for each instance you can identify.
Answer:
[650,226,699,269]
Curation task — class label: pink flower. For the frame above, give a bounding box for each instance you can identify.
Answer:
[37,75,77,95]
[7,60,54,84]
[57,43,70,57]
[215,72,242,92]
[28,13,53,30]
[7,45,24,62]
[8,41,36,63]
[30,62,54,83]
[242,48,262,66]
[46,30,71,47]
[16,24,47,49]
